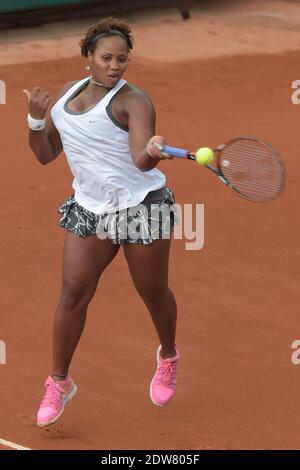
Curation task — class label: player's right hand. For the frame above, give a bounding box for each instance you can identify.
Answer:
[146,135,173,160]
[22,87,52,119]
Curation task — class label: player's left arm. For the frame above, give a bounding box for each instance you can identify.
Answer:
[126,90,172,172]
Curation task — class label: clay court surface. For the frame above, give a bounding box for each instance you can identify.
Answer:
[0,0,300,450]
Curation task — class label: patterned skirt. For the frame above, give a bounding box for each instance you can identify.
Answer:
[58,186,178,245]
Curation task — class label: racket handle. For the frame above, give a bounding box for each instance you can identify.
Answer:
[162,145,189,158]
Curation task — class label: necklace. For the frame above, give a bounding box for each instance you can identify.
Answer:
[89,76,105,87]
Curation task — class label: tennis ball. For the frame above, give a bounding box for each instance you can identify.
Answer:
[195,147,214,165]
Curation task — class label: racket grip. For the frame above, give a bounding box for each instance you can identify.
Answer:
[162,145,189,158]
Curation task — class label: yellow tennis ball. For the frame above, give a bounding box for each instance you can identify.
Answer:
[195,147,214,165]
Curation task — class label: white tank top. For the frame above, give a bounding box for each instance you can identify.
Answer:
[51,77,166,215]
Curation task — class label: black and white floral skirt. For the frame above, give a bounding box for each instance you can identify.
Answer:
[58,187,178,245]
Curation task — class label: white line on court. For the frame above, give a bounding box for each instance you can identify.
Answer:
[0,438,32,450]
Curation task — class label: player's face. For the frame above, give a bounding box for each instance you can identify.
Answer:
[88,36,129,87]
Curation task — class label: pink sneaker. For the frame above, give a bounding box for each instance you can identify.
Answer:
[150,345,180,406]
[37,375,77,427]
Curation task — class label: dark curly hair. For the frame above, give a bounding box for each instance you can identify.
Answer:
[80,17,134,57]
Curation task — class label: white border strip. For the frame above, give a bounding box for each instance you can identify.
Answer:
[0,438,32,450]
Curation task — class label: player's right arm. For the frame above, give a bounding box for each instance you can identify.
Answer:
[23,81,77,165]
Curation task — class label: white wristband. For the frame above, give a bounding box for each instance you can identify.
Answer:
[27,113,46,131]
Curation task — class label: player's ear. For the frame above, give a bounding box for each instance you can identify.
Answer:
[87,51,93,63]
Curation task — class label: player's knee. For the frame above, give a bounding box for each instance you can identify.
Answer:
[60,280,95,311]
[139,285,169,308]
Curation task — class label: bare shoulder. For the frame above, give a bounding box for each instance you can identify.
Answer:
[120,82,154,110]
[55,80,80,102]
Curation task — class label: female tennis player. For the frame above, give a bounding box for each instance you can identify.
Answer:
[24,17,180,427]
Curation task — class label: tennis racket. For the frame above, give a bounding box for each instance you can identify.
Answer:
[162,136,286,203]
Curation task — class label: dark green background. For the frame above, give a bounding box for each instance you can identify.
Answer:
[0,0,93,13]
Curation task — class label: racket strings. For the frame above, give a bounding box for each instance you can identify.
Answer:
[219,140,284,202]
